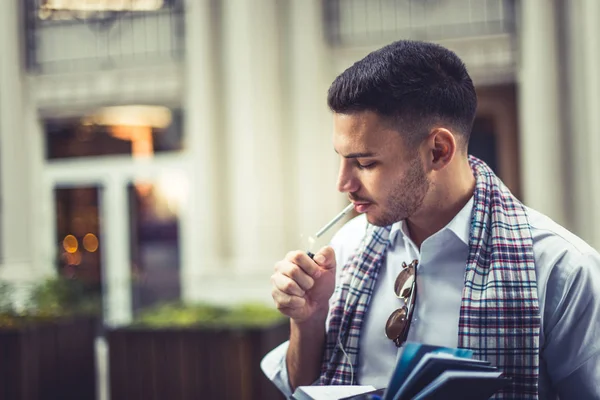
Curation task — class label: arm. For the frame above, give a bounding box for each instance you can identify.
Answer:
[263,215,367,393]
[542,251,600,398]
[286,311,328,389]
[555,352,600,399]
[271,248,337,391]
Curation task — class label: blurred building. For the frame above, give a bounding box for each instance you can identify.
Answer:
[0,0,598,326]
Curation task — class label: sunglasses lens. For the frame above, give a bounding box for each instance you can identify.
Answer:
[386,260,418,347]
[394,267,415,298]
[385,306,408,341]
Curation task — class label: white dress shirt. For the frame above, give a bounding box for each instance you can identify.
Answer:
[261,198,600,399]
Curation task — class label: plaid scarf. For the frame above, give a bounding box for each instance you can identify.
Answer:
[318,156,540,399]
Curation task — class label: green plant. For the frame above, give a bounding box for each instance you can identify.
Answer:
[0,281,14,313]
[133,301,286,328]
[29,277,101,316]
[0,277,101,327]
[27,277,102,317]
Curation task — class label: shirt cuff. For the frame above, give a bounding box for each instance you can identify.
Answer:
[261,340,293,398]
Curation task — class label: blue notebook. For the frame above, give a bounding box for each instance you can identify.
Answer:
[292,342,510,400]
[383,342,509,400]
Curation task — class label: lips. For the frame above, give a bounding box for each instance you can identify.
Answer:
[353,203,371,213]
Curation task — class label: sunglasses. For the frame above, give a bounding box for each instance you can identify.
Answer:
[385,259,418,347]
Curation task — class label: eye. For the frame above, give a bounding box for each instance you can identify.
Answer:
[357,160,376,170]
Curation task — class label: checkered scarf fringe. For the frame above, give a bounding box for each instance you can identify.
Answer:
[317,156,540,399]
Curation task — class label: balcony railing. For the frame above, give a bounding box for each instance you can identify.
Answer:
[324,0,516,47]
[25,0,185,74]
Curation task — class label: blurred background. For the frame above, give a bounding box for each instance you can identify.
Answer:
[0,0,598,399]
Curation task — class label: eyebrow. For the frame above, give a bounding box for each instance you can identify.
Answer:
[335,150,377,158]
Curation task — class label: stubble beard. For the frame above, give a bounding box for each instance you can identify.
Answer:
[368,160,430,227]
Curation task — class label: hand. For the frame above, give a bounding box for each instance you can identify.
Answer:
[271,246,336,323]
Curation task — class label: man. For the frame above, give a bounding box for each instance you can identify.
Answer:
[262,40,600,399]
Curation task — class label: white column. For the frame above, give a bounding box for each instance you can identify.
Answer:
[289,0,344,250]
[222,0,287,270]
[102,178,132,325]
[27,96,56,278]
[179,0,220,302]
[517,0,567,225]
[564,0,600,249]
[0,0,33,276]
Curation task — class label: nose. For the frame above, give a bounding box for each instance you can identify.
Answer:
[336,159,359,193]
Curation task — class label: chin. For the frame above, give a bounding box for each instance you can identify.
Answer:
[366,211,404,227]
[366,214,391,227]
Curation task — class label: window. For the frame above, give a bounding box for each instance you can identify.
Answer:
[469,116,499,174]
[55,186,103,287]
[470,85,521,198]
[129,181,181,313]
[45,106,183,160]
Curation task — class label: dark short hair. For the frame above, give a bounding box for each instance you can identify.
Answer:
[327,40,477,148]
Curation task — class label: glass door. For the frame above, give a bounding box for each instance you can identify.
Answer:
[41,105,188,325]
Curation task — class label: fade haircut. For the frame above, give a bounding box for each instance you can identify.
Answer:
[327,40,477,149]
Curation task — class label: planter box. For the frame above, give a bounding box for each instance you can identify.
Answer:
[0,317,97,400]
[108,321,289,400]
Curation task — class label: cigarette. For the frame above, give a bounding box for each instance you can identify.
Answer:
[314,203,355,238]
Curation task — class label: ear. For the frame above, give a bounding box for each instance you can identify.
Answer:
[425,128,456,171]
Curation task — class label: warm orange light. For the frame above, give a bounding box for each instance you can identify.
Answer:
[110,125,154,158]
[92,105,172,128]
[42,0,164,12]
[83,233,99,253]
[88,105,172,159]
[135,182,153,198]
[62,235,78,254]
[65,251,82,266]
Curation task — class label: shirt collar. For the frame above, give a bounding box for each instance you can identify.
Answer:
[389,196,474,246]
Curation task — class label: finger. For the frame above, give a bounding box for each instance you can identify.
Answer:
[312,246,336,270]
[271,273,305,297]
[285,250,322,278]
[271,288,306,309]
[276,261,315,291]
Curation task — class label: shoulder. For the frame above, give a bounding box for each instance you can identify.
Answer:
[527,206,600,283]
[527,206,600,287]
[526,205,600,325]
[527,206,598,260]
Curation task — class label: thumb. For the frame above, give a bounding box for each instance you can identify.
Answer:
[313,246,336,270]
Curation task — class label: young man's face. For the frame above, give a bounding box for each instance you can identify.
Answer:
[333,111,431,227]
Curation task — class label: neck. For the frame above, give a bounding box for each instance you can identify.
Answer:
[406,157,476,248]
